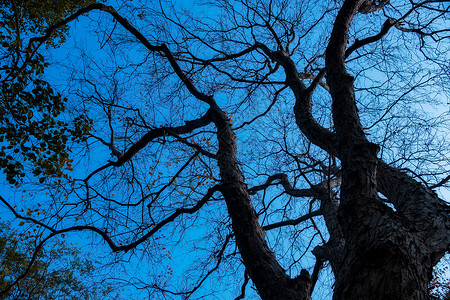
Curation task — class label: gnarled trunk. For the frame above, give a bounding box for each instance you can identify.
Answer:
[212,106,312,300]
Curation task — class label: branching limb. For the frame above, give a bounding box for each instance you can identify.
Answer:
[249,173,316,197]
[345,18,396,58]
[431,174,450,189]
[263,210,323,231]
[250,172,341,199]
[112,109,214,167]
[325,0,368,143]
[255,42,339,156]
[0,186,220,296]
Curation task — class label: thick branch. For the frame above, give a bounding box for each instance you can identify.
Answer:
[325,0,367,144]
[0,185,215,297]
[345,18,395,58]
[25,3,214,106]
[250,173,341,199]
[377,162,450,261]
[211,106,311,299]
[0,184,219,256]
[249,173,316,198]
[263,210,323,231]
[112,109,214,167]
[255,43,339,156]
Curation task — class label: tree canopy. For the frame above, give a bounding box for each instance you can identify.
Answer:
[0,0,99,184]
[0,222,118,299]
[0,0,449,299]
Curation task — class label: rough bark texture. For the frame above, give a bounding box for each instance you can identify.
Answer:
[272,0,450,299]
[332,144,436,300]
[211,105,312,300]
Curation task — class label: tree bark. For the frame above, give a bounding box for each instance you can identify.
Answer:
[324,1,449,298]
[211,105,312,300]
[279,0,450,298]
[332,144,436,300]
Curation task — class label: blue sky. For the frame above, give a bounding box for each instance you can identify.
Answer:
[1,0,450,299]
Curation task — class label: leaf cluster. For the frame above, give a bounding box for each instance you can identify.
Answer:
[0,0,98,185]
[0,222,116,300]
[0,0,101,46]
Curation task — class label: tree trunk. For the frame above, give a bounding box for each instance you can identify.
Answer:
[333,234,432,300]
[328,142,443,300]
[211,106,312,300]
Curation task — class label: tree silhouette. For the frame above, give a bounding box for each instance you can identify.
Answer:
[1,0,449,299]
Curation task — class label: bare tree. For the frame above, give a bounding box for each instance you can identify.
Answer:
[1,0,450,299]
